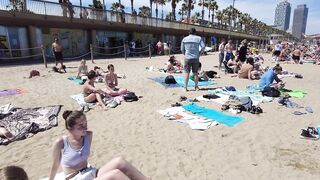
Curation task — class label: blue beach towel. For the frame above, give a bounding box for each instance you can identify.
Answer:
[246,84,262,91]
[148,77,180,88]
[182,103,244,127]
[68,77,84,85]
[174,76,217,87]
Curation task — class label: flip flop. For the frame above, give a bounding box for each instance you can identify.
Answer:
[305,106,313,113]
[292,111,307,115]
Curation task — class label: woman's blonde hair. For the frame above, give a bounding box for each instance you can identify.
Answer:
[0,166,28,180]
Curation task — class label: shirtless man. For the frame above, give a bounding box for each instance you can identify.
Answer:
[292,48,301,64]
[52,38,64,67]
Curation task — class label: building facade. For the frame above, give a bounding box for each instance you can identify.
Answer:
[292,4,308,40]
[274,0,291,31]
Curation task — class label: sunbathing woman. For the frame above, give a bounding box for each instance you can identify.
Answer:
[165,56,182,73]
[83,70,108,110]
[105,64,127,96]
[76,59,88,79]
[49,110,148,180]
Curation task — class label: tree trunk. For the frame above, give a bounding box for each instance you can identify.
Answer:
[187,0,192,21]
[156,3,158,18]
[172,0,176,20]
[131,0,134,13]
[150,0,153,17]
[201,0,204,21]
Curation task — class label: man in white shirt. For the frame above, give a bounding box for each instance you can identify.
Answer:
[218,39,226,69]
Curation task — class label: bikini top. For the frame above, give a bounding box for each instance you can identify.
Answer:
[61,134,90,168]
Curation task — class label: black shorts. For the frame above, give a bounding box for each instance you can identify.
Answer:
[292,55,300,61]
[54,51,63,61]
[273,50,281,56]
[184,59,199,73]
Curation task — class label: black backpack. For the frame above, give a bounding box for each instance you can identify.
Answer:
[205,71,217,78]
[164,75,176,84]
[123,92,138,102]
[262,86,280,97]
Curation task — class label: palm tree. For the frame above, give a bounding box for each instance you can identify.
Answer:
[198,0,209,21]
[215,10,223,27]
[182,0,195,21]
[178,3,188,20]
[130,0,134,13]
[191,12,201,23]
[139,6,151,17]
[165,12,174,20]
[208,0,218,25]
[150,0,153,17]
[166,0,182,21]
[154,0,166,19]
[110,2,123,12]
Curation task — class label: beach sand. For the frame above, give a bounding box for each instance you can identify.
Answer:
[0,53,320,180]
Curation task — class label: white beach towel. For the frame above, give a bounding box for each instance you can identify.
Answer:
[0,103,14,114]
[158,107,219,130]
[70,94,96,108]
[39,172,65,180]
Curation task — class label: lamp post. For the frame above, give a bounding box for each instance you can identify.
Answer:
[228,0,235,40]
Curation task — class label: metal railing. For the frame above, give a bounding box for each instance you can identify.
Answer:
[0,0,264,37]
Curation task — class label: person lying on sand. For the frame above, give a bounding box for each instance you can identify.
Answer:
[76,59,88,80]
[0,127,14,140]
[105,64,127,96]
[49,110,149,180]
[83,70,109,110]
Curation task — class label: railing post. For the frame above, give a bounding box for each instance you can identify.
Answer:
[90,44,94,63]
[148,44,151,59]
[124,43,127,60]
[169,44,171,56]
[41,45,47,68]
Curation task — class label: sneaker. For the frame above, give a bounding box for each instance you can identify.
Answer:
[300,128,319,140]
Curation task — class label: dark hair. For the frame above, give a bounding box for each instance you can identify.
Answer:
[0,166,28,180]
[199,62,202,69]
[273,64,282,71]
[62,110,85,130]
[107,64,114,70]
[94,66,100,70]
[87,70,96,79]
[189,28,196,35]
[246,57,254,65]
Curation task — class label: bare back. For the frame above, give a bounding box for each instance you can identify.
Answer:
[52,42,62,52]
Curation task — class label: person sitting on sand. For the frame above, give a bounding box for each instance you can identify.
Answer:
[76,59,88,80]
[292,48,301,64]
[259,64,285,90]
[83,70,109,110]
[105,64,127,96]
[165,56,182,73]
[49,110,149,180]
[93,66,105,83]
[238,57,260,80]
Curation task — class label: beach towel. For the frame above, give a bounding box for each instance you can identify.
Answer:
[67,76,84,85]
[148,77,180,88]
[0,105,62,145]
[280,89,306,98]
[174,76,217,87]
[70,94,96,108]
[40,172,65,180]
[158,107,219,130]
[246,84,262,91]
[182,103,244,127]
[0,88,25,97]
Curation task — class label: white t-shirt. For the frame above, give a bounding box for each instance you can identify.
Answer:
[219,43,225,53]
[275,44,281,51]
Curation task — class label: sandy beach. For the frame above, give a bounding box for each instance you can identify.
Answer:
[0,52,320,180]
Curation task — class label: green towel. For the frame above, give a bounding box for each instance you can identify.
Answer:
[281,89,306,98]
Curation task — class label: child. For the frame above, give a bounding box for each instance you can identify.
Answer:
[190,62,209,81]
[165,56,182,73]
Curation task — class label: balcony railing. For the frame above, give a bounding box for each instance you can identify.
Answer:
[0,0,264,37]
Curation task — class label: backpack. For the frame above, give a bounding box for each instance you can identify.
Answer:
[262,86,280,97]
[123,92,138,102]
[164,75,176,84]
[239,96,253,111]
[205,71,217,78]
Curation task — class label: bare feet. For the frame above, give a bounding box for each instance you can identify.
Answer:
[195,86,200,91]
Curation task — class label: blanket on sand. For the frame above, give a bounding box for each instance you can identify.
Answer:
[149,76,216,88]
[0,88,26,97]
[0,105,61,145]
[182,103,244,127]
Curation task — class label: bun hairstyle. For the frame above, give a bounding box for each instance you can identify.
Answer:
[62,110,84,130]
[273,64,282,71]
[0,166,28,180]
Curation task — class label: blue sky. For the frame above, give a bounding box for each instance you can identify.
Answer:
[48,0,319,35]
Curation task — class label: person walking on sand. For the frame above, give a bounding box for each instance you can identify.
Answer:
[52,38,64,67]
[181,28,205,91]
[218,39,226,70]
